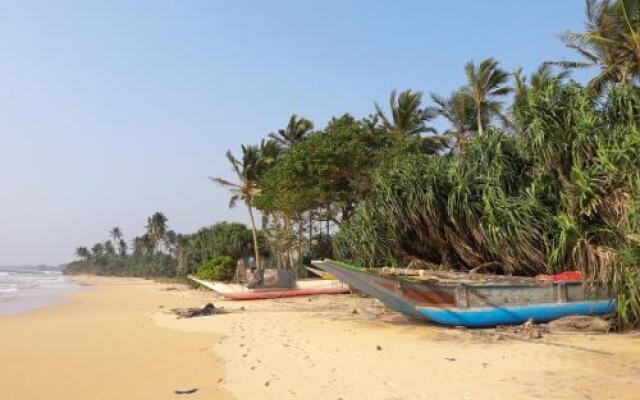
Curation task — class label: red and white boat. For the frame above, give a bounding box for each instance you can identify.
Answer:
[188,275,350,300]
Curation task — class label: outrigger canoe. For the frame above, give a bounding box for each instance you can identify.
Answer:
[312,260,615,328]
[188,275,350,300]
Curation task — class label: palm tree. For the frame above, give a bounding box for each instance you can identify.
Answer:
[132,236,145,257]
[375,89,437,137]
[133,234,154,256]
[91,243,105,257]
[268,115,314,148]
[257,139,281,171]
[110,226,122,243]
[551,0,640,93]
[211,145,264,268]
[463,58,512,136]
[117,239,128,257]
[429,90,478,154]
[145,212,168,253]
[104,240,116,257]
[110,226,123,255]
[75,246,90,261]
[375,89,448,153]
[512,64,570,125]
[164,230,178,256]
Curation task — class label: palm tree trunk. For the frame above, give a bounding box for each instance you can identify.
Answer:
[296,217,304,264]
[246,202,261,269]
[326,204,331,236]
[284,215,295,269]
[456,130,465,155]
[308,211,313,252]
[476,102,484,136]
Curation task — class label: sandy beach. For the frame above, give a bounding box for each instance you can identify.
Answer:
[1,276,639,400]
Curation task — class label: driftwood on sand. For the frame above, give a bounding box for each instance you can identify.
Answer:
[171,303,225,318]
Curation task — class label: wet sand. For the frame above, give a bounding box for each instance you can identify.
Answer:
[0,276,232,400]
[1,276,639,400]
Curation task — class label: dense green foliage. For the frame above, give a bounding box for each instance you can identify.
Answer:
[256,115,383,219]
[334,130,546,274]
[335,82,640,328]
[177,222,255,276]
[195,256,236,281]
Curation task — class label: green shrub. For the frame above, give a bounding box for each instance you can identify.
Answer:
[196,256,236,281]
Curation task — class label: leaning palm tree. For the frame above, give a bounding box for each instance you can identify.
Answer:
[429,89,478,154]
[268,115,314,148]
[145,212,168,253]
[550,0,640,93]
[211,145,264,268]
[463,58,512,136]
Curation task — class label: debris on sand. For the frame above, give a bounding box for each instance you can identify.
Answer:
[496,319,549,340]
[174,388,198,395]
[547,315,610,333]
[171,303,225,318]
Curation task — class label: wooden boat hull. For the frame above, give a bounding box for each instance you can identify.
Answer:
[305,266,336,280]
[221,287,350,300]
[312,260,615,327]
[188,275,350,300]
[417,300,614,328]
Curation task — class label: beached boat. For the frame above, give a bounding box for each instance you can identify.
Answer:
[311,260,615,327]
[188,275,350,300]
[305,266,336,280]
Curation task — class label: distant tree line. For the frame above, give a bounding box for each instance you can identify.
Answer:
[66,213,256,278]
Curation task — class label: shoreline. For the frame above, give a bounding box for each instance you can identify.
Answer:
[0,270,83,316]
[0,276,233,400]
[1,276,639,400]
[0,280,84,316]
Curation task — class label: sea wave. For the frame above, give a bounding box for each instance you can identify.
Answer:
[0,284,19,293]
[0,270,80,314]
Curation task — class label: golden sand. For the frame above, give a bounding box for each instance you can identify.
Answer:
[0,276,232,400]
[2,276,639,400]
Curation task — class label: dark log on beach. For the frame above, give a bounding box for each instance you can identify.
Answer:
[171,303,225,318]
[174,388,199,395]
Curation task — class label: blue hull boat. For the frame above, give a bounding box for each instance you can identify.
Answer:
[312,260,615,328]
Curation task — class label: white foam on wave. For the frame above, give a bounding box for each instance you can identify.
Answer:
[0,271,81,315]
[0,283,19,293]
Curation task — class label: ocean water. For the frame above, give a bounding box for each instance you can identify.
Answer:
[0,266,82,315]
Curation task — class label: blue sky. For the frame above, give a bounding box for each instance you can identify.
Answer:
[0,1,588,265]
